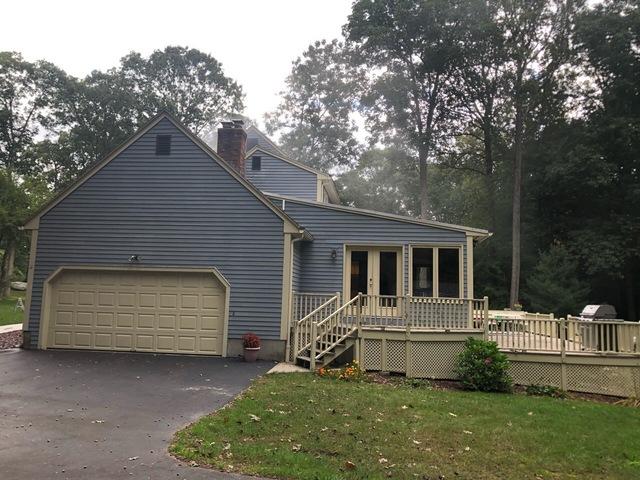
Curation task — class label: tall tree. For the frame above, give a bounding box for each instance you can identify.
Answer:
[119,46,244,136]
[497,0,575,307]
[265,40,361,171]
[345,0,464,219]
[0,52,67,176]
[0,52,66,298]
[442,0,509,232]
[37,46,245,187]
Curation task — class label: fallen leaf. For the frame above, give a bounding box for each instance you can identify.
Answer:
[292,444,302,452]
[463,430,473,435]
[412,440,422,445]
[344,461,356,470]
[249,414,261,422]
[379,458,388,464]
[449,412,458,417]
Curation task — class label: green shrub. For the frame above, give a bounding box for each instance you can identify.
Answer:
[525,384,567,398]
[455,337,512,392]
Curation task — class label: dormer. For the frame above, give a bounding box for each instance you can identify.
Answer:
[244,127,340,204]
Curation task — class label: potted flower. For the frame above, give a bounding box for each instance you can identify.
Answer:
[242,333,261,362]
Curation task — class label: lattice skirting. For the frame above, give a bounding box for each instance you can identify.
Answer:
[507,355,640,398]
[361,332,479,380]
[359,331,640,397]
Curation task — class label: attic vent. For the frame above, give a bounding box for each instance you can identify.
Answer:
[155,135,172,155]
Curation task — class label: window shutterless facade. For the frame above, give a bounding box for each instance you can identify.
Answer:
[251,156,261,171]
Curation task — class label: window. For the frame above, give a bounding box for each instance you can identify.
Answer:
[412,248,433,297]
[411,246,461,298]
[251,156,261,171]
[438,248,460,298]
[155,135,171,156]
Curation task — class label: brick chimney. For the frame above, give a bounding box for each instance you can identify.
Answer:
[217,120,246,176]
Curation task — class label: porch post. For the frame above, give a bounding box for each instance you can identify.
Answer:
[357,293,363,365]
[560,317,567,390]
[310,322,318,370]
[483,296,489,340]
[292,320,299,364]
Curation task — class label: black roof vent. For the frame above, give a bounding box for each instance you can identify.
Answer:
[155,135,171,156]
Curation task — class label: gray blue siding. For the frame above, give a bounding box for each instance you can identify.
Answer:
[280,200,469,298]
[29,118,285,346]
[292,241,302,292]
[245,153,318,201]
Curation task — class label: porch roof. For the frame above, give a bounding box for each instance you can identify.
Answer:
[266,193,491,240]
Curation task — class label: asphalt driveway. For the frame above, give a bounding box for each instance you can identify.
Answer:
[0,349,270,479]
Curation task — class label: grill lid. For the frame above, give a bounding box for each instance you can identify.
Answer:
[580,304,617,319]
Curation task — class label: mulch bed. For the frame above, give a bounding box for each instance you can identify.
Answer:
[0,330,22,349]
[367,371,627,405]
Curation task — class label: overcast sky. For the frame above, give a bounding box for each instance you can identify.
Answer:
[1,0,352,128]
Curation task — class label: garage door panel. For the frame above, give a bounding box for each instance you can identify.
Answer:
[139,293,157,308]
[116,313,134,328]
[77,312,93,326]
[55,311,73,326]
[137,314,155,329]
[47,270,225,355]
[115,334,133,349]
[74,332,92,347]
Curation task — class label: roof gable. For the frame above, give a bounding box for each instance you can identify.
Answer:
[24,113,302,234]
[246,125,287,157]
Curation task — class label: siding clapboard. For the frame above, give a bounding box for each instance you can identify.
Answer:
[279,199,469,298]
[245,153,318,201]
[29,118,285,346]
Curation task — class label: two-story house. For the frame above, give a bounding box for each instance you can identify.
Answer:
[22,113,489,361]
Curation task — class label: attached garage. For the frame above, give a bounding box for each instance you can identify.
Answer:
[40,267,229,356]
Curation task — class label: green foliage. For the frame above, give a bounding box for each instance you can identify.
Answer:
[524,243,590,316]
[525,384,567,399]
[455,337,512,392]
[337,147,419,215]
[265,40,361,171]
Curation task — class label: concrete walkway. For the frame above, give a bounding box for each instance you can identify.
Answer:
[0,323,21,334]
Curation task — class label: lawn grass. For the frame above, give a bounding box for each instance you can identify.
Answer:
[0,290,26,326]
[171,373,640,480]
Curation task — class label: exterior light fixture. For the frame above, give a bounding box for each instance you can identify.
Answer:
[128,254,141,263]
[330,249,337,260]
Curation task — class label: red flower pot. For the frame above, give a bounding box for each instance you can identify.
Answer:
[244,347,260,362]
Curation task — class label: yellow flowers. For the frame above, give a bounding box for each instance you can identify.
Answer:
[316,361,365,382]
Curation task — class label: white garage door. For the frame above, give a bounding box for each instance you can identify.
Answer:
[46,269,226,355]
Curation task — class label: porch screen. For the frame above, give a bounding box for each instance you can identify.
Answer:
[438,248,460,298]
[412,248,433,297]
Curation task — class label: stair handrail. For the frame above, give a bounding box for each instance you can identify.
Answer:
[311,295,360,368]
[294,294,339,359]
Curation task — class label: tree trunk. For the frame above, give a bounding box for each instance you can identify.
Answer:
[418,143,429,220]
[509,97,524,309]
[483,122,496,233]
[0,240,16,299]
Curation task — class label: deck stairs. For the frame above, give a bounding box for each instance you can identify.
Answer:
[292,295,361,369]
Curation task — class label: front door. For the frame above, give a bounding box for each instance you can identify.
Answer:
[346,246,402,314]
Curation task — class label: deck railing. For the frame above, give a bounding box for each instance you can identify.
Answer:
[292,292,340,322]
[359,294,489,330]
[486,314,640,355]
